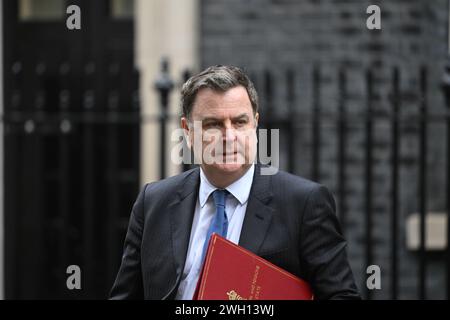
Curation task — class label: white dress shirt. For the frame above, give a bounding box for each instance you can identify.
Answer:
[175,163,255,300]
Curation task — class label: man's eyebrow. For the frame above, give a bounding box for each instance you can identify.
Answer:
[231,114,250,121]
[201,116,223,122]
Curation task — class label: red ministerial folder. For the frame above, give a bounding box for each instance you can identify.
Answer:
[193,233,313,300]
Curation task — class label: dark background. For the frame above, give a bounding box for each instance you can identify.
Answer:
[2,0,449,299]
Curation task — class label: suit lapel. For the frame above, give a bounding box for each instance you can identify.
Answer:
[238,163,275,255]
[164,167,200,299]
[164,164,274,298]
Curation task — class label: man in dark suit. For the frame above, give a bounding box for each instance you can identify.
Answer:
[110,65,360,300]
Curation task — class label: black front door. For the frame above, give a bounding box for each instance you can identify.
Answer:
[3,0,139,299]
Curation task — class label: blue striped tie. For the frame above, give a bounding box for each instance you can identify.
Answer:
[201,189,229,262]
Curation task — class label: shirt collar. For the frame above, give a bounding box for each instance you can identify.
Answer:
[199,163,255,207]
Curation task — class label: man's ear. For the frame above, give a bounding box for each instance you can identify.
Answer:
[181,116,189,131]
[181,116,192,148]
[254,112,259,128]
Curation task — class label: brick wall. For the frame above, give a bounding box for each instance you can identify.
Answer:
[201,0,448,299]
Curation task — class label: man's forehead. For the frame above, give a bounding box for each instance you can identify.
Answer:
[192,87,253,118]
[192,108,253,120]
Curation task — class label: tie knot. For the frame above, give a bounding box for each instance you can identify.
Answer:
[212,189,228,207]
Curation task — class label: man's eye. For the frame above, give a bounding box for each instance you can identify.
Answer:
[235,120,247,126]
[205,122,220,128]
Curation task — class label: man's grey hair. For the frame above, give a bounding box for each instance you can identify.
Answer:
[181,65,259,119]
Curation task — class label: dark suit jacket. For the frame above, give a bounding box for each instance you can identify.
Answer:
[110,163,360,300]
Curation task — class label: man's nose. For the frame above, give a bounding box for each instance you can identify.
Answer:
[222,122,237,141]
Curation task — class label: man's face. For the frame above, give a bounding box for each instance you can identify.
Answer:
[181,85,259,175]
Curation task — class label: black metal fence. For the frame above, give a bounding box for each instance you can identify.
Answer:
[241,65,450,300]
[3,60,450,299]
